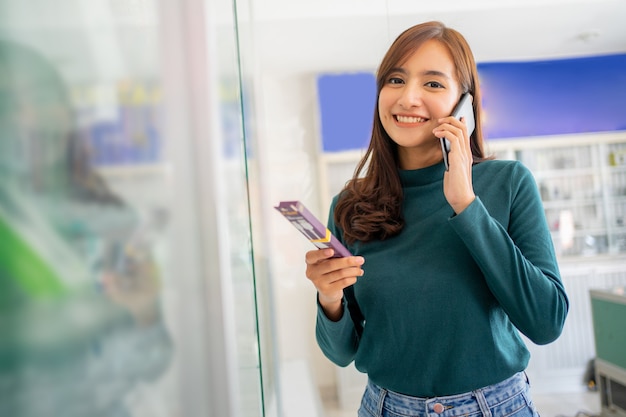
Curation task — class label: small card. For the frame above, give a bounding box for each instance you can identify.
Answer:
[274,200,351,257]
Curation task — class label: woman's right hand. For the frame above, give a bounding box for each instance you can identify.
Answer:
[305,248,365,321]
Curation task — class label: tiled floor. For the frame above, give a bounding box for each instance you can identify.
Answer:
[322,389,601,417]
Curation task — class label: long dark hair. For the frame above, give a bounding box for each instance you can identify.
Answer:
[334,21,490,244]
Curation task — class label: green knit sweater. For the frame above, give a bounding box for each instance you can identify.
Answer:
[316,159,569,397]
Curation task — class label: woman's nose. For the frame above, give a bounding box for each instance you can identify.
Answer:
[398,85,422,108]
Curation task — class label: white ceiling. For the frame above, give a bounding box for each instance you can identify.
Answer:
[242,0,626,74]
[2,0,624,79]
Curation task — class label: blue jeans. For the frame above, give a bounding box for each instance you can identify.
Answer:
[358,372,540,417]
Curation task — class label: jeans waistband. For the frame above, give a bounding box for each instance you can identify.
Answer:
[365,372,529,417]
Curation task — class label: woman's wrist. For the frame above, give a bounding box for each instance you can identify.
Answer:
[452,194,476,215]
[318,294,343,322]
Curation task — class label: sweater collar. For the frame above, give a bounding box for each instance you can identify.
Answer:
[398,161,446,187]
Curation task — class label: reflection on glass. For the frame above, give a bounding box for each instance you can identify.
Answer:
[0,38,173,415]
[0,0,277,416]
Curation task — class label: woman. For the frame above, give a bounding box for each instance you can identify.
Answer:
[305,21,569,416]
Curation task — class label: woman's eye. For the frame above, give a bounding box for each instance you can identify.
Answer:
[425,81,443,88]
[387,77,404,85]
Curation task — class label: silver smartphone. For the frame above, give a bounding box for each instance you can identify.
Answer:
[440,93,475,171]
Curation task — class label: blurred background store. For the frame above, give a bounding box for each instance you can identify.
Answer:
[0,1,624,417]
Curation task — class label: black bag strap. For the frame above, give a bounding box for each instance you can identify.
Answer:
[343,285,364,338]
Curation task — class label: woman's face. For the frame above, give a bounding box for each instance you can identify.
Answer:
[378,39,462,169]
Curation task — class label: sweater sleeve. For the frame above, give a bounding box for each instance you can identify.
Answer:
[315,297,360,366]
[449,163,569,345]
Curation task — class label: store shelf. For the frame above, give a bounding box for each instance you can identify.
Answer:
[318,131,626,260]
[97,163,170,179]
[482,132,626,259]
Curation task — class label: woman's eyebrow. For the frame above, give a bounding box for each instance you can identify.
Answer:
[388,67,407,75]
[421,70,451,79]
[388,68,451,80]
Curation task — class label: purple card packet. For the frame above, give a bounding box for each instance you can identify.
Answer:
[274,201,351,257]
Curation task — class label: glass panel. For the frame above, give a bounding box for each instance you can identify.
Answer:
[0,0,272,416]
[232,1,390,415]
[216,0,268,414]
[0,3,176,415]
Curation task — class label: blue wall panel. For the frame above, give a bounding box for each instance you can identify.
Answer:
[479,54,626,138]
[317,72,376,152]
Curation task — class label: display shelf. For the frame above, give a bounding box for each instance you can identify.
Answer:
[481,131,626,258]
[542,199,599,208]
[608,165,626,173]
[531,168,599,179]
[97,163,170,179]
[318,131,626,260]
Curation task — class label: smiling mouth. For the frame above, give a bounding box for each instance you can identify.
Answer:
[395,115,427,123]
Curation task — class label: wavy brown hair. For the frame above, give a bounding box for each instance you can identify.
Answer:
[334,21,491,244]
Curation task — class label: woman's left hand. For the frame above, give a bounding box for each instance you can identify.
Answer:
[433,116,476,214]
